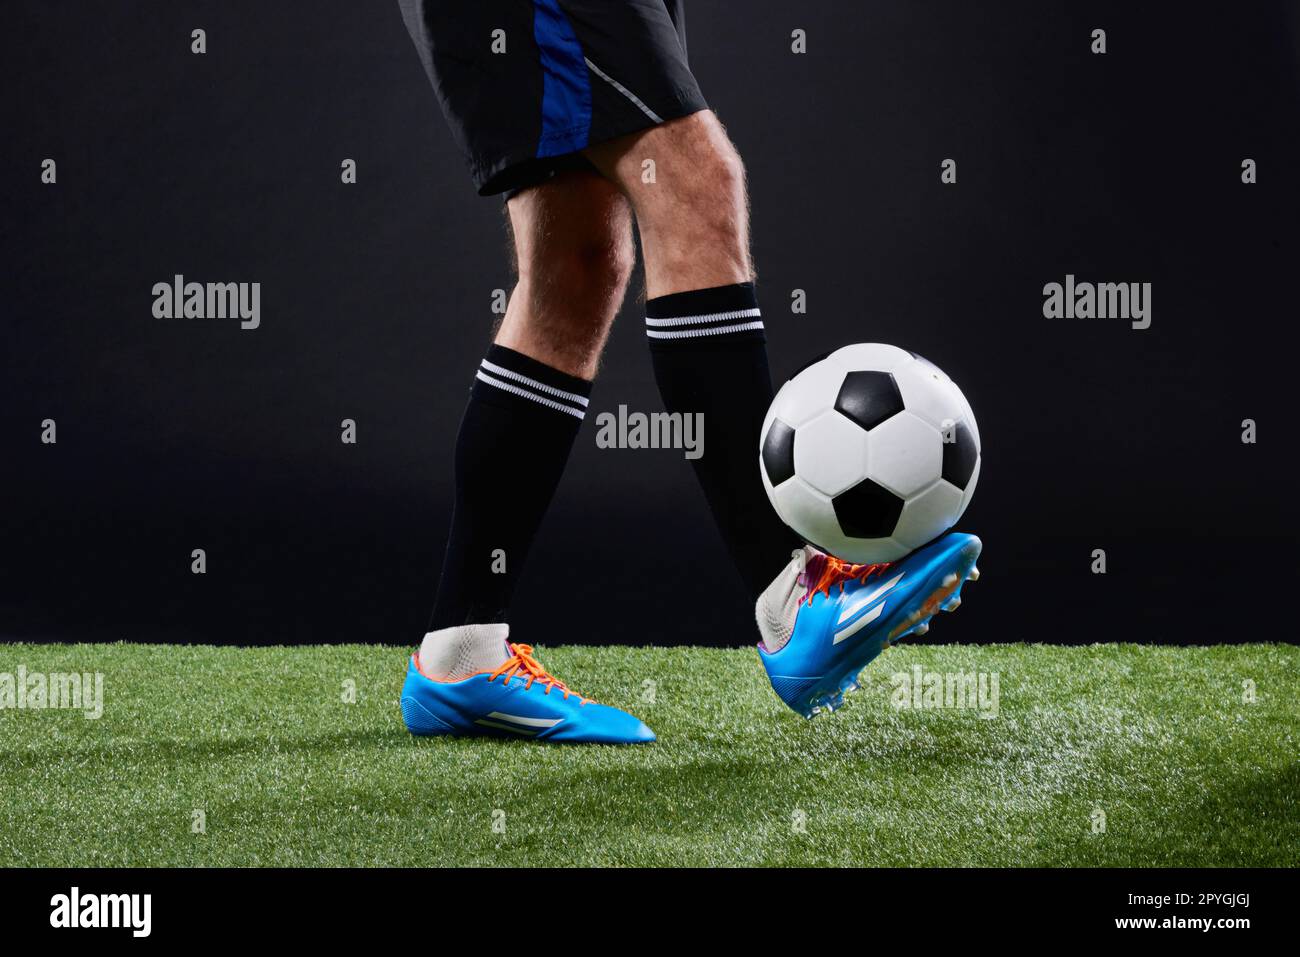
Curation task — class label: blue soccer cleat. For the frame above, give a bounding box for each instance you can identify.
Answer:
[401,642,655,744]
[755,532,982,717]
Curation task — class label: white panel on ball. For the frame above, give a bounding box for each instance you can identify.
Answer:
[837,535,910,564]
[793,411,870,497]
[892,357,968,432]
[774,366,847,429]
[864,411,942,498]
[892,480,964,551]
[823,342,913,375]
[771,477,843,554]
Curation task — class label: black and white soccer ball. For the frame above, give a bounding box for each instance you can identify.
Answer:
[760,343,980,563]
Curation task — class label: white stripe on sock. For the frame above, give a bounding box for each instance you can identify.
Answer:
[646,321,766,340]
[475,371,586,418]
[645,307,763,328]
[479,359,589,407]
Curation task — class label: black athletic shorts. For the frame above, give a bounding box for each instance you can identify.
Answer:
[398,0,709,196]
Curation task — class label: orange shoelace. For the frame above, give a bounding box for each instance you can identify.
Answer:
[488,643,588,703]
[801,553,893,606]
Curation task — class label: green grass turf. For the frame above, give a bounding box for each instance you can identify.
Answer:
[0,642,1295,867]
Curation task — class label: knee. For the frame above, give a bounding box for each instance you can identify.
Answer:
[671,114,745,196]
[523,229,635,310]
[571,231,636,301]
[510,227,634,371]
[638,116,747,235]
[696,136,746,205]
[508,172,636,309]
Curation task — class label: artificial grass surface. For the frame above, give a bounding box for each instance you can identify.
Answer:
[0,642,1294,867]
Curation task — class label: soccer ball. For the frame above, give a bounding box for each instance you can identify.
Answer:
[759,343,980,563]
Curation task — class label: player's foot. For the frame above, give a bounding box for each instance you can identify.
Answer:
[400,635,655,744]
[755,532,982,718]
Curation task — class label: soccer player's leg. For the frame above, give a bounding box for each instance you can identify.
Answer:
[587,115,984,717]
[584,112,803,600]
[401,170,654,744]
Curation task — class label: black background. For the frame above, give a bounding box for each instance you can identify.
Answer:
[4,2,1298,647]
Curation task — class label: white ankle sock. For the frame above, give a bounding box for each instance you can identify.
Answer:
[417,624,512,680]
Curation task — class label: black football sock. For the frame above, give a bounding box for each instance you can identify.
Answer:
[645,282,801,599]
[428,344,591,629]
